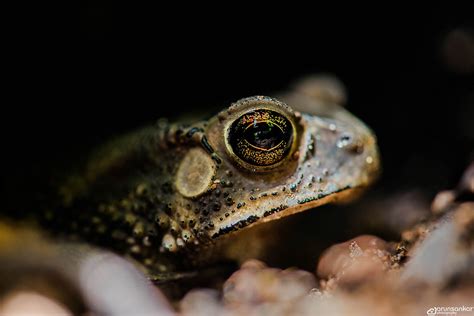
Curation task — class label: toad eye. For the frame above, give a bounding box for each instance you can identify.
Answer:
[228,110,294,166]
[243,121,283,150]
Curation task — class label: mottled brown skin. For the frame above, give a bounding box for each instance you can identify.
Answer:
[43,79,380,282]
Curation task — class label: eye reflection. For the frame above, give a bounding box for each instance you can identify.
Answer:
[228,110,293,166]
[243,121,284,150]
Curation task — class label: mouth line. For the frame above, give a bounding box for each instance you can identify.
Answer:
[210,185,354,239]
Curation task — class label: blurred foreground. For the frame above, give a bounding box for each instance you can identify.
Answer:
[1,163,473,315]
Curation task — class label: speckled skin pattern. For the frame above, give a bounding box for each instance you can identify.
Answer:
[42,83,380,279]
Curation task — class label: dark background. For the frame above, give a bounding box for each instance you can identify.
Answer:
[2,3,473,248]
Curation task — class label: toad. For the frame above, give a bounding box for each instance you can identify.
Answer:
[41,77,380,284]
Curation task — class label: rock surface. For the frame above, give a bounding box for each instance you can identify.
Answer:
[1,163,473,315]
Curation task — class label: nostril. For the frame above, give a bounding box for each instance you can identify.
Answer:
[337,133,363,154]
[336,134,352,148]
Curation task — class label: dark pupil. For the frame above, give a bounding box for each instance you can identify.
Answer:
[228,109,293,167]
[244,122,282,149]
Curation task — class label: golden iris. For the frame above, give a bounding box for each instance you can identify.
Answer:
[228,110,293,166]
